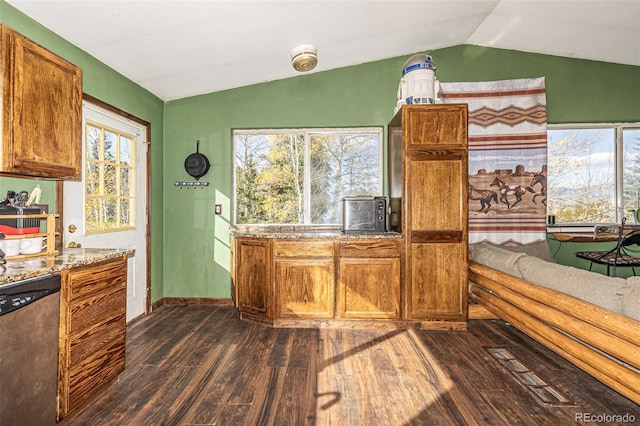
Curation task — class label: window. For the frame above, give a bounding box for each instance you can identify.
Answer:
[548,124,640,225]
[234,128,383,224]
[85,121,136,233]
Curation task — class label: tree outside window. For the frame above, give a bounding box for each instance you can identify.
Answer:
[85,122,136,233]
[548,125,640,225]
[234,129,382,225]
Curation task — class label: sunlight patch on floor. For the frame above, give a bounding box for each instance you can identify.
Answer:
[315,328,455,424]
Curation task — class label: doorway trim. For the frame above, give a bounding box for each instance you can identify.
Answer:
[56,93,152,315]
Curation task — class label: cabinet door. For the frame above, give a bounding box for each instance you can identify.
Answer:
[65,285,126,414]
[336,239,401,319]
[408,242,467,320]
[235,238,271,317]
[274,258,335,319]
[273,239,334,319]
[403,105,467,151]
[338,258,400,319]
[230,236,237,306]
[1,25,82,179]
[405,155,468,320]
[407,156,466,231]
[58,257,127,420]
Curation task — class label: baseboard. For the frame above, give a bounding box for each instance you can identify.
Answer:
[468,303,499,319]
[152,297,234,310]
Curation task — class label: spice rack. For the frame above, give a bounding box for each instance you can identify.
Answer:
[1,213,59,259]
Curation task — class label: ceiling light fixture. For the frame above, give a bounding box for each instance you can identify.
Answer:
[290,44,318,72]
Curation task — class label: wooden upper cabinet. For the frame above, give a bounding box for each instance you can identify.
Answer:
[1,25,82,180]
[402,105,467,151]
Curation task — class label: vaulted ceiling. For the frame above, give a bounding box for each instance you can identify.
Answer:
[6,0,639,101]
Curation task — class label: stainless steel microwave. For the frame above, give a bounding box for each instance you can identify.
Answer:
[341,196,387,233]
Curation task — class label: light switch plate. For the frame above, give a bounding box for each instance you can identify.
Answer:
[215,204,222,215]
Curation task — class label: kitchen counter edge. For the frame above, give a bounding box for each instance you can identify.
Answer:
[0,247,135,285]
[229,225,402,239]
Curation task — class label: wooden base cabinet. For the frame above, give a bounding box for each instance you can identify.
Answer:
[57,257,127,420]
[337,240,401,319]
[274,240,334,319]
[231,235,405,325]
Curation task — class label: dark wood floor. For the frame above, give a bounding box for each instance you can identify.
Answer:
[62,305,639,425]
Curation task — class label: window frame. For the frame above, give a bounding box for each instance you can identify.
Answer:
[84,119,137,234]
[547,122,640,228]
[232,127,384,225]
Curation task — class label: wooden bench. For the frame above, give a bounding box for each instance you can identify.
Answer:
[468,260,640,405]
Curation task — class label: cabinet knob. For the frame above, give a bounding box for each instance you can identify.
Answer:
[68,224,77,233]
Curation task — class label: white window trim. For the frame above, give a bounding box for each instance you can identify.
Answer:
[233,127,384,225]
[547,122,640,230]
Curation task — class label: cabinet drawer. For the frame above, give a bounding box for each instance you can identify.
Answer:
[274,240,334,258]
[68,284,126,336]
[338,239,401,258]
[66,257,127,301]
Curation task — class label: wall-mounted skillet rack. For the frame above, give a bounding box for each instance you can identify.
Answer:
[173,181,209,188]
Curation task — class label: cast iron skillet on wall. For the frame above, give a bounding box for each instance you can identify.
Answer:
[184,140,210,180]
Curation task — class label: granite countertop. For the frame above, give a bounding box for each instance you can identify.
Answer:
[0,247,135,286]
[229,224,402,239]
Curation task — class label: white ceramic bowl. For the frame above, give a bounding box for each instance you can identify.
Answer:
[0,239,21,256]
[20,237,46,255]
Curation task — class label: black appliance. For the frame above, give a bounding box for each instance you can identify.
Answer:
[0,274,61,426]
[341,196,387,233]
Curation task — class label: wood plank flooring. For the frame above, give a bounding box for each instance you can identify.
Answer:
[61,305,640,425]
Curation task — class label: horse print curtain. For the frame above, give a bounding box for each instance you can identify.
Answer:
[439,77,548,244]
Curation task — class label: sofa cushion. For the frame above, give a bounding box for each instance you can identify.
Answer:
[517,255,627,314]
[496,239,556,263]
[469,243,526,278]
[623,277,640,321]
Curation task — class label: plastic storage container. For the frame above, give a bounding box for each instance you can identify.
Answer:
[0,206,43,234]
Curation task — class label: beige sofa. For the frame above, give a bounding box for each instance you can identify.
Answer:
[468,241,640,404]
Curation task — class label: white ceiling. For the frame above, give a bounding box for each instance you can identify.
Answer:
[6,0,639,101]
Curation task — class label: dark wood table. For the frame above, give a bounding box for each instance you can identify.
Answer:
[552,232,618,242]
[552,225,640,242]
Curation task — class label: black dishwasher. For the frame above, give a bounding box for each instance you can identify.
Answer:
[0,274,61,426]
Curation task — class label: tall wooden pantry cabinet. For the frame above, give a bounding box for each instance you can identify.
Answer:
[388,104,468,327]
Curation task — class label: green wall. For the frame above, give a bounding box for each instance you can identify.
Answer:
[0,2,166,301]
[164,45,639,298]
[434,45,639,123]
[1,0,639,300]
[0,178,55,221]
[162,59,403,298]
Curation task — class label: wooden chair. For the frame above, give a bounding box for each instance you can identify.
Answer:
[576,219,640,276]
